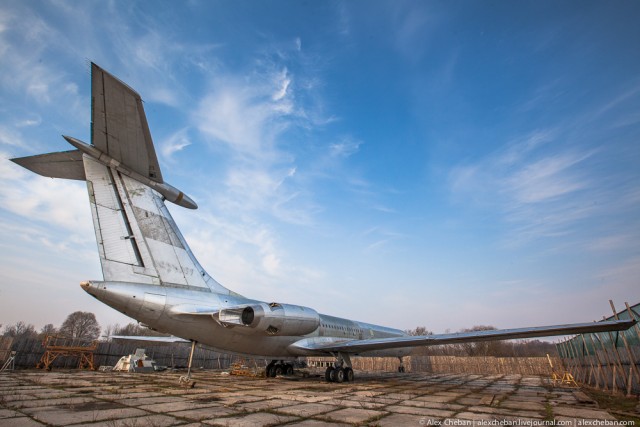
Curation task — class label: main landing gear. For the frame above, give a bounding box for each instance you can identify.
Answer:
[265,360,295,377]
[325,353,354,383]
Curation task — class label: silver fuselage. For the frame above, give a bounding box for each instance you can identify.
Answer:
[82,281,411,359]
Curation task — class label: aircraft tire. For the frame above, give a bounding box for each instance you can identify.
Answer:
[325,367,334,382]
[344,367,354,382]
[274,365,284,376]
[266,362,275,377]
[332,367,345,383]
[285,364,294,375]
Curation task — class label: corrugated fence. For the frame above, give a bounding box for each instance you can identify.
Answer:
[556,301,640,396]
[1,338,259,371]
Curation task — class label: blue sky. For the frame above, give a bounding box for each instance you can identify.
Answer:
[1,0,639,335]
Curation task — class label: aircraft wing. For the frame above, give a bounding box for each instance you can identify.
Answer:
[292,319,635,354]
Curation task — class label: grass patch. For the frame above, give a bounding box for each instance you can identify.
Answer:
[581,389,640,424]
[543,402,554,422]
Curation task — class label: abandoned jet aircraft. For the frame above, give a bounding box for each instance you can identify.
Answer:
[12,63,635,383]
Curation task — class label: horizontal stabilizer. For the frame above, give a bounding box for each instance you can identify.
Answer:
[110,335,190,343]
[11,150,86,181]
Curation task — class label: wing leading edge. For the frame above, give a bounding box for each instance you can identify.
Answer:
[291,319,635,354]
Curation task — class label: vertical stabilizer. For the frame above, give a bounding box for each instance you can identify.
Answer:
[11,63,236,296]
[91,63,163,183]
[84,154,233,294]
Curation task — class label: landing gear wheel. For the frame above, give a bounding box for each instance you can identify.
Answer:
[264,362,275,378]
[325,367,334,382]
[344,367,354,382]
[398,366,405,373]
[274,365,284,376]
[266,362,276,378]
[331,367,345,383]
[284,364,294,376]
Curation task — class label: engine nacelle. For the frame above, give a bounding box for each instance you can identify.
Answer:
[218,302,320,336]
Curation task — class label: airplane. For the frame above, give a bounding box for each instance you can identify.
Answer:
[11,63,635,384]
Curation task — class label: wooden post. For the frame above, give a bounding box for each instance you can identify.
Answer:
[594,330,622,393]
[610,300,640,396]
[624,302,640,339]
[603,315,629,394]
[568,339,582,381]
[559,340,575,377]
[567,338,585,383]
[593,332,617,392]
[574,337,589,384]
[581,334,598,388]
[587,333,607,391]
[565,339,579,381]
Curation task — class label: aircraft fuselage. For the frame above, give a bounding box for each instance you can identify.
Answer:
[80,280,411,359]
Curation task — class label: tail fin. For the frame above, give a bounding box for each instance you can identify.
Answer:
[11,63,236,296]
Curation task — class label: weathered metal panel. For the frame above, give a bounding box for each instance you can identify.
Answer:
[84,156,138,265]
[91,63,163,183]
[141,292,166,320]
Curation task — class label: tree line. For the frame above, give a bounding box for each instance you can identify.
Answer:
[1,312,167,343]
[404,325,557,357]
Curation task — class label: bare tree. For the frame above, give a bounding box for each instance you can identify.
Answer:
[458,325,508,356]
[59,311,101,341]
[39,323,57,338]
[113,322,169,337]
[3,321,38,339]
[405,326,433,336]
[407,324,558,357]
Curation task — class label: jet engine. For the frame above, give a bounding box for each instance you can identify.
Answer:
[217,302,320,336]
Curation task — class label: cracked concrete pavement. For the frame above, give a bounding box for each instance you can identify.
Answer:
[0,370,625,426]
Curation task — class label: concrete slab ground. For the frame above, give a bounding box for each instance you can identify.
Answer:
[0,370,629,426]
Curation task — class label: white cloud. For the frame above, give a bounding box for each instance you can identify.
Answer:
[329,136,362,158]
[0,126,27,148]
[16,116,42,127]
[195,69,296,155]
[448,130,626,246]
[272,68,291,101]
[0,154,93,238]
[174,207,322,299]
[505,150,592,204]
[588,234,636,252]
[160,128,192,161]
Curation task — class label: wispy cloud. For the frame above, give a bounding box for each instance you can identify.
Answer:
[195,64,297,156]
[0,153,93,238]
[329,136,362,158]
[0,126,27,149]
[191,49,333,230]
[174,207,323,298]
[391,4,435,62]
[448,125,635,248]
[160,128,192,161]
